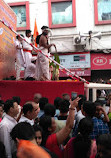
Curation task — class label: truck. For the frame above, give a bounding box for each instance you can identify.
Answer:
[0,80,111,106]
[85,82,111,102]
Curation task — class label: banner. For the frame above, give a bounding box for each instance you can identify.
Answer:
[60,69,91,77]
[91,53,111,70]
[0,0,17,79]
[58,52,91,77]
[59,52,90,69]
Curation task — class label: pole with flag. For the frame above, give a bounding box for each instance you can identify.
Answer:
[33,18,39,47]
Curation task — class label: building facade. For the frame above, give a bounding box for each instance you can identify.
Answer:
[4,0,111,81]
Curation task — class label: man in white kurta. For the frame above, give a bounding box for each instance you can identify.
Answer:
[0,100,19,158]
[22,30,33,68]
[18,115,34,126]
[24,57,37,80]
[15,35,25,80]
[35,47,50,80]
[0,114,17,158]
[35,28,56,81]
[19,101,40,126]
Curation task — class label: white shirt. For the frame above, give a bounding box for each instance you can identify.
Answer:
[15,39,23,54]
[22,36,32,51]
[76,110,85,123]
[0,114,17,158]
[15,39,25,67]
[15,105,21,120]
[104,106,109,115]
[19,115,34,125]
[24,63,36,79]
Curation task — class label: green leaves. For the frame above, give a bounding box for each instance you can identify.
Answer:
[49,53,60,80]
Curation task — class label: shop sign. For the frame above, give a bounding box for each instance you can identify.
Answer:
[91,53,111,70]
[59,69,91,77]
[59,52,90,69]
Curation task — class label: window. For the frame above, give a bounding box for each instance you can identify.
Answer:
[8,1,30,30]
[94,0,111,25]
[48,0,76,28]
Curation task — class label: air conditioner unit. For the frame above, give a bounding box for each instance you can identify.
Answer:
[73,35,86,46]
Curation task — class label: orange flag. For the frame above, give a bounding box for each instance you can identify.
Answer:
[33,18,39,47]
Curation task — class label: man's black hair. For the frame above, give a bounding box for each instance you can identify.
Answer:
[10,122,35,142]
[0,103,3,109]
[16,34,24,39]
[54,97,62,109]
[44,103,56,117]
[39,97,48,110]
[94,100,104,107]
[0,100,4,105]
[41,26,49,30]
[78,117,93,136]
[23,102,33,115]
[58,99,69,113]
[83,101,96,118]
[25,30,31,36]
[12,96,21,105]
[4,99,15,113]
[78,95,86,110]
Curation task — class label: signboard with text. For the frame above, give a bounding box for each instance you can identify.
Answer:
[58,52,91,77]
[91,53,111,70]
[59,68,91,77]
[0,0,17,79]
[59,52,90,69]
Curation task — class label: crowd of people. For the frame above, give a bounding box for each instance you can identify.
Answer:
[15,26,56,81]
[0,91,111,158]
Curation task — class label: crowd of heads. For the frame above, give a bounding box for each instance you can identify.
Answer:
[0,91,111,158]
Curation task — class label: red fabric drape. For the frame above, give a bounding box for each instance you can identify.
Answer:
[0,81,84,106]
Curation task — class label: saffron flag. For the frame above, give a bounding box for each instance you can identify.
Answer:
[33,18,39,47]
